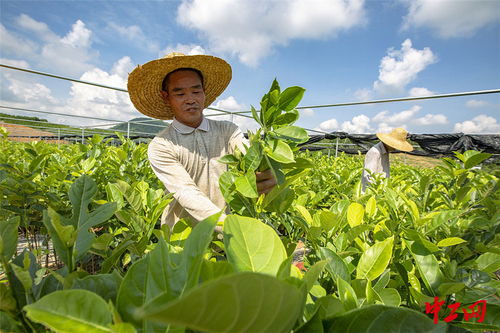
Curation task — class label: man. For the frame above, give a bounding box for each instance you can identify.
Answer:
[127,52,275,229]
[361,127,413,192]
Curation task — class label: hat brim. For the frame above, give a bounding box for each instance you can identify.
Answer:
[127,55,232,120]
[377,133,414,152]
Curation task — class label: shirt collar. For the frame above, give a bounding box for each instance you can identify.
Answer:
[376,141,388,154]
[171,116,209,134]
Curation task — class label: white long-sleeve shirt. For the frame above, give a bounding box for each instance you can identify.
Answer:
[361,141,390,192]
[148,116,246,228]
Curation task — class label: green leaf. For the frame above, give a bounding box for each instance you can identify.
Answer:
[378,288,401,306]
[235,172,259,198]
[274,110,299,126]
[356,237,394,281]
[373,270,391,292]
[250,106,262,126]
[10,262,32,291]
[43,209,70,267]
[438,282,465,295]
[273,126,309,143]
[437,237,467,247]
[303,261,327,292]
[116,238,175,331]
[405,239,445,296]
[177,212,219,293]
[266,140,295,164]
[347,203,364,227]
[200,260,234,283]
[319,210,337,232]
[71,272,122,303]
[323,305,439,333]
[24,289,112,333]
[99,238,134,274]
[278,86,305,111]
[463,150,491,169]
[476,252,500,273]
[218,154,239,165]
[296,205,314,226]
[0,311,24,332]
[365,196,377,218]
[426,210,461,234]
[0,216,19,261]
[140,272,303,333]
[320,248,350,283]
[365,280,380,305]
[243,143,263,171]
[336,277,358,311]
[67,176,117,262]
[0,283,17,312]
[224,215,287,276]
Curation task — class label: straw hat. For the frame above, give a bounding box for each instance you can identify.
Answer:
[127,52,232,120]
[376,128,413,152]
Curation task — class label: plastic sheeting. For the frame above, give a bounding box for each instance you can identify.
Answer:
[299,132,500,156]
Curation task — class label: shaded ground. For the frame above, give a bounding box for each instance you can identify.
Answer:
[390,153,443,168]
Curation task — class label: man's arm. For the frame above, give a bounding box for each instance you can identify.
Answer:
[148,139,222,223]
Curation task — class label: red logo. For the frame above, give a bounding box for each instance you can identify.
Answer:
[425,297,487,324]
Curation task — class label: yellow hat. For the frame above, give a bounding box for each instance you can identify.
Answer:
[127,52,232,120]
[376,128,414,152]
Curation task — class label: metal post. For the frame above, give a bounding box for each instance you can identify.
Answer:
[81,128,84,144]
[335,137,339,158]
[127,121,130,139]
[57,128,60,148]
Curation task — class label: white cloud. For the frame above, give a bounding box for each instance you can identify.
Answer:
[373,39,437,95]
[409,87,433,97]
[209,96,259,132]
[177,0,366,66]
[0,65,61,108]
[466,99,489,108]
[454,115,500,134]
[302,108,315,116]
[111,56,134,79]
[61,20,92,48]
[0,58,30,68]
[354,88,373,101]
[414,113,448,125]
[375,122,397,134]
[318,118,339,132]
[401,0,500,38]
[340,114,371,133]
[107,22,159,53]
[16,14,57,42]
[65,57,137,123]
[0,24,39,58]
[160,43,206,56]
[373,105,421,125]
[3,15,98,77]
[7,78,59,105]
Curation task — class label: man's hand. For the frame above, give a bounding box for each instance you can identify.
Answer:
[256,169,277,195]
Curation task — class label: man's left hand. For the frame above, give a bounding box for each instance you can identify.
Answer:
[256,169,277,195]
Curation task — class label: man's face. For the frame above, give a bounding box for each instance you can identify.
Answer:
[161,70,206,128]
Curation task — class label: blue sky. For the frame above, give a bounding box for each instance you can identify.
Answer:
[1,0,499,134]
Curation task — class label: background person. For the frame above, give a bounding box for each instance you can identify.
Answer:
[361,127,413,192]
[127,52,275,230]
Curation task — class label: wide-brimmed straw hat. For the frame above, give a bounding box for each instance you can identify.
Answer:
[127,52,232,120]
[376,128,413,152]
